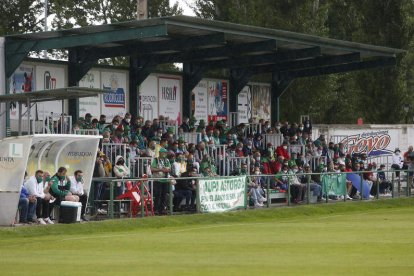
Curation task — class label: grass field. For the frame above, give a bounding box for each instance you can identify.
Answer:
[1,198,414,275]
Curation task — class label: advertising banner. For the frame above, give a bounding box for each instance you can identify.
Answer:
[0,136,32,226]
[139,75,158,121]
[238,86,252,124]
[101,71,127,121]
[192,80,208,123]
[35,65,66,120]
[198,176,246,213]
[207,80,228,122]
[79,70,101,118]
[158,76,181,124]
[328,129,399,157]
[322,173,347,196]
[9,64,35,120]
[251,84,271,122]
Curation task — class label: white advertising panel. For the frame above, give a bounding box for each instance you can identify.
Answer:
[101,71,127,121]
[251,83,271,122]
[207,80,228,122]
[326,128,399,157]
[238,86,252,124]
[192,80,208,123]
[158,76,181,124]
[0,136,32,226]
[139,75,158,121]
[79,70,101,118]
[35,65,66,120]
[9,64,35,120]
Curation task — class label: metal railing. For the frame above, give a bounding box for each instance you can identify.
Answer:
[225,156,250,176]
[74,129,100,136]
[89,169,413,219]
[180,132,201,145]
[101,142,128,165]
[206,144,227,175]
[263,134,284,148]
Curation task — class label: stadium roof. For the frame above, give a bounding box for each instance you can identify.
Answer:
[4,15,404,79]
[0,87,106,103]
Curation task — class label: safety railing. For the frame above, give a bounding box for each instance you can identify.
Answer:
[226,156,250,176]
[89,169,413,219]
[289,145,305,155]
[180,132,201,145]
[74,129,100,136]
[263,134,284,148]
[206,144,227,175]
[101,142,128,165]
[130,157,153,178]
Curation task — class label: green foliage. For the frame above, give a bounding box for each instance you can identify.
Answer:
[0,0,43,36]
[193,0,414,124]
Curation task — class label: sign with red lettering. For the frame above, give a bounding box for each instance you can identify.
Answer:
[339,130,393,156]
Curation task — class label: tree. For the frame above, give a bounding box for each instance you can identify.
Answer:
[0,0,44,36]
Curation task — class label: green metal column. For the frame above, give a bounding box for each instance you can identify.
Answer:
[182,63,206,120]
[68,50,80,122]
[129,56,139,118]
[271,73,293,124]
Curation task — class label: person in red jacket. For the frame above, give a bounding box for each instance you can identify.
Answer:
[276,141,290,160]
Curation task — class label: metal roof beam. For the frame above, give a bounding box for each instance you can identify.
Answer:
[6,24,168,54]
[196,46,321,69]
[83,33,226,59]
[248,52,360,75]
[281,57,396,79]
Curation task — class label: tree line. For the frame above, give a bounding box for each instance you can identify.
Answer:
[1,0,414,124]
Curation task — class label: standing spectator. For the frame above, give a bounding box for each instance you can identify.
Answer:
[303,119,312,134]
[141,120,152,139]
[151,148,172,215]
[82,113,93,129]
[180,117,190,132]
[96,115,107,134]
[69,170,89,221]
[391,148,404,178]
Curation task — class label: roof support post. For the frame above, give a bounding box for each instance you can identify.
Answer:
[229,68,253,115]
[271,73,293,124]
[68,48,100,123]
[129,56,156,119]
[68,49,80,124]
[182,63,207,120]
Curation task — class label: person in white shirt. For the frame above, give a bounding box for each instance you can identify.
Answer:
[69,170,88,221]
[24,170,53,225]
[391,148,404,178]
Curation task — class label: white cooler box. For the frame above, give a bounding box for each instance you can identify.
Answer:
[59,201,82,223]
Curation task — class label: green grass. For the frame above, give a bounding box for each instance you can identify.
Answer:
[1,198,414,275]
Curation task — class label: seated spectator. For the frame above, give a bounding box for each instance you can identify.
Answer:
[69,170,88,221]
[300,164,322,202]
[200,154,218,176]
[19,174,37,224]
[253,133,264,151]
[24,170,53,225]
[194,142,207,164]
[234,142,244,157]
[248,166,266,207]
[288,165,307,203]
[243,141,253,156]
[113,156,130,196]
[377,164,393,195]
[276,141,290,160]
[173,166,197,212]
[49,167,79,204]
[274,165,289,190]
